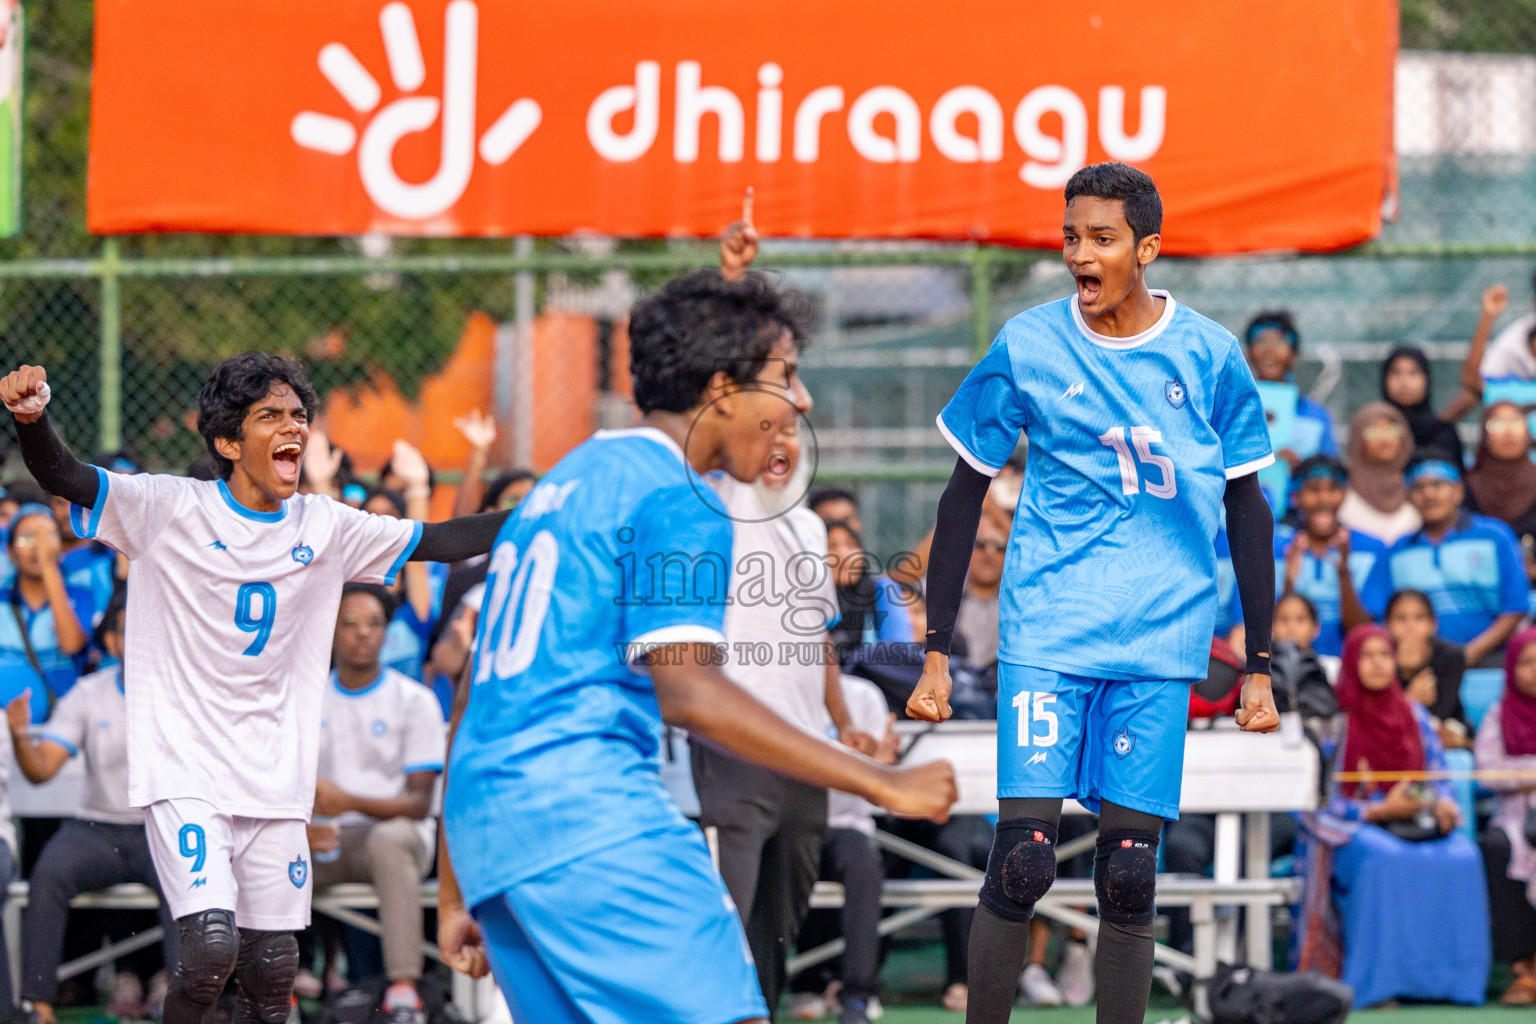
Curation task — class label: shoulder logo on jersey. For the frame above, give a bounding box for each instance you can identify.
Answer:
[288,855,308,889]
[1112,726,1136,759]
[520,479,581,520]
[205,540,228,552]
[1164,378,1188,409]
[291,543,314,566]
[1061,381,1085,400]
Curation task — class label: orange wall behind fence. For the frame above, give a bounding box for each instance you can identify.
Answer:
[87,0,1396,254]
[324,310,599,518]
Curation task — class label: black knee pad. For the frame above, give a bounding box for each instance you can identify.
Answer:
[1094,830,1159,926]
[978,818,1058,923]
[236,930,300,1024]
[172,909,239,1006]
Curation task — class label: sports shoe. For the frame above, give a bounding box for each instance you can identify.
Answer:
[784,993,826,1020]
[941,982,968,1012]
[1019,963,1064,1007]
[837,996,871,1024]
[142,971,169,1020]
[864,996,884,1020]
[1057,940,1094,1006]
[106,972,145,1019]
[382,984,426,1024]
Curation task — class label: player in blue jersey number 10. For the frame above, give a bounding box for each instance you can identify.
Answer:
[910,163,1280,1024]
[435,265,958,1024]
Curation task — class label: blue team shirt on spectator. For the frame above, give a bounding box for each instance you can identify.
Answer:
[937,292,1273,681]
[0,581,96,721]
[60,543,115,628]
[1362,512,1527,646]
[1272,526,1388,657]
[444,427,734,910]
[1292,394,1339,459]
[380,601,434,681]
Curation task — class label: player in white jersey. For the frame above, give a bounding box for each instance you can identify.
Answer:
[0,353,510,1024]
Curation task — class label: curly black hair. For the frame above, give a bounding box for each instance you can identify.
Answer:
[1063,162,1162,244]
[195,352,318,480]
[627,269,812,414]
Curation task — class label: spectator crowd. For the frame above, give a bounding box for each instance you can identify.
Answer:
[2,266,1536,1023]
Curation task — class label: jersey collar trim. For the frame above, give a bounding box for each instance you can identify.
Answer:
[592,426,686,465]
[331,668,387,698]
[1069,289,1177,350]
[217,480,288,523]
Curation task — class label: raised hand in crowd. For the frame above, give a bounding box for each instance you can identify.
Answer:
[303,424,343,498]
[719,187,758,281]
[451,410,498,520]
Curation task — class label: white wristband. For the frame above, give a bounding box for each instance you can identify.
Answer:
[5,381,50,416]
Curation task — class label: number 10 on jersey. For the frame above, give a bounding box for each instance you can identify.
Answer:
[1012,691,1059,747]
[1098,426,1177,499]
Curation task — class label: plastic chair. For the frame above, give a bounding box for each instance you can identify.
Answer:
[1459,668,1504,732]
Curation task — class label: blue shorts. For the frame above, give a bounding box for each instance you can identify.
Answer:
[997,663,1192,820]
[473,819,767,1024]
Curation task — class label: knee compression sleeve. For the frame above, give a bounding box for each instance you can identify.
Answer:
[234,930,299,1024]
[169,910,239,1010]
[1094,830,1159,926]
[977,818,1058,923]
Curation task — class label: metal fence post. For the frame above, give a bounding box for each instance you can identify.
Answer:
[970,246,993,360]
[98,236,122,452]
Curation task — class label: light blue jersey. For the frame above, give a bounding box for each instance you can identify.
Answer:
[1273,526,1389,657]
[939,292,1273,681]
[445,427,735,911]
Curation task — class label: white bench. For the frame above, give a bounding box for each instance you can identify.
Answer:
[2,880,451,1006]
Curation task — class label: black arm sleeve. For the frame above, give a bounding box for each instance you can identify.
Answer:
[1223,470,1275,674]
[411,510,513,563]
[14,412,100,508]
[923,456,993,655]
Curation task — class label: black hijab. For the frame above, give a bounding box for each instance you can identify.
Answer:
[1382,346,1464,468]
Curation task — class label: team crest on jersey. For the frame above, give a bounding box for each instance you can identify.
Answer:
[1164,378,1188,409]
[288,855,308,888]
[1112,727,1136,759]
[292,543,314,566]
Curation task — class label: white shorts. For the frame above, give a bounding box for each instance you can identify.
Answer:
[145,798,312,930]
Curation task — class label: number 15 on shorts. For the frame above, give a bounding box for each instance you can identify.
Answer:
[1012,691,1058,747]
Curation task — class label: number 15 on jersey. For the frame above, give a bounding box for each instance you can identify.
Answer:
[1013,691,1059,747]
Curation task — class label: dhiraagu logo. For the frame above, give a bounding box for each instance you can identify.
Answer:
[290,1,542,220]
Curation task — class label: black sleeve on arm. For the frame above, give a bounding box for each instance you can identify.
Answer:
[924,456,993,656]
[411,509,512,563]
[1223,470,1276,674]
[14,412,100,508]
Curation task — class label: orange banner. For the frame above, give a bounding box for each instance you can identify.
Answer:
[87,0,1396,254]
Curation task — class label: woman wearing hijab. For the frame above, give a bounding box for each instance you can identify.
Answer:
[1339,403,1421,545]
[1474,626,1536,1005]
[1465,401,1536,539]
[1381,346,1472,467]
[1320,625,1490,1007]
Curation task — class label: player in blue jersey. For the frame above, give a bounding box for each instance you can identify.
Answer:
[435,269,958,1024]
[907,163,1281,1024]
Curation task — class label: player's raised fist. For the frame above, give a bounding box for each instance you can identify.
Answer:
[878,759,958,822]
[1235,671,1281,733]
[438,904,490,978]
[0,364,50,423]
[906,651,954,722]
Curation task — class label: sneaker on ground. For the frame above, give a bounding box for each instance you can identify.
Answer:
[941,982,968,1013]
[106,972,145,1019]
[382,983,426,1024]
[1057,940,1094,1007]
[837,997,870,1024]
[1019,963,1065,1007]
[142,970,170,1020]
[785,993,826,1020]
[864,996,884,1020]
